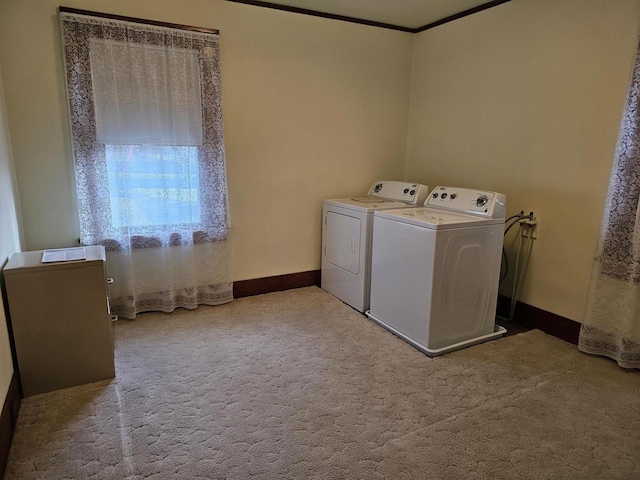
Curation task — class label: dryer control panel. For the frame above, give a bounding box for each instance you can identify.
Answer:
[425,186,506,218]
[367,181,429,205]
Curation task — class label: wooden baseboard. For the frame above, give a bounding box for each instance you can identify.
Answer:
[233,270,321,298]
[0,372,21,478]
[498,295,581,345]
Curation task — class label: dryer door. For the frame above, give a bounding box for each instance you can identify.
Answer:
[324,211,361,275]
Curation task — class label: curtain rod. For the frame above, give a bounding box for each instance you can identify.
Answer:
[59,6,220,35]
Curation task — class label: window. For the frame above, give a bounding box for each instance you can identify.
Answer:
[60,11,233,318]
[106,145,201,228]
[60,13,229,247]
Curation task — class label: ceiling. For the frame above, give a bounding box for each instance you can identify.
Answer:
[230,0,503,31]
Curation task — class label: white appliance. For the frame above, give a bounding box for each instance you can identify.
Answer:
[366,186,507,356]
[322,181,430,312]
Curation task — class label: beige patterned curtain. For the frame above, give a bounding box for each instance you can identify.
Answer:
[60,12,232,318]
[578,35,640,369]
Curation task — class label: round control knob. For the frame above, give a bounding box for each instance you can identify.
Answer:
[441,193,448,199]
[450,193,457,200]
[409,189,416,195]
[476,195,488,207]
[403,188,409,194]
[374,183,383,193]
[432,193,438,198]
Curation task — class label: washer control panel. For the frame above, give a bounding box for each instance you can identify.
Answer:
[425,186,506,218]
[367,181,430,205]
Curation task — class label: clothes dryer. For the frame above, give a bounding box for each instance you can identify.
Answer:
[322,181,429,312]
[367,186,507,356]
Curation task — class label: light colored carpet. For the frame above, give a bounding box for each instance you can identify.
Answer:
[5,286,640,479]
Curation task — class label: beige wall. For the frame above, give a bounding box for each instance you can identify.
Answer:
[2,0,639,322]
[0,0,413,281]
[406,0,640,321]
[0,65,22,409]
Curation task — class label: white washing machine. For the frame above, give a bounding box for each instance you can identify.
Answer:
[322,181,430,313]
[366,186,508,356]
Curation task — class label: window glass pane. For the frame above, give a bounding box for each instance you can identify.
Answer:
[106,145,201,228]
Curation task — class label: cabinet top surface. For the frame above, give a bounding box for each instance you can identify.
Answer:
[3,246,106,274]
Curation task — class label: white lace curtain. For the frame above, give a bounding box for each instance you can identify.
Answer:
[579,34,640,369]
[60,12,232,318]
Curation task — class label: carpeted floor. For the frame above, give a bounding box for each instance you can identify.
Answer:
[5,286,640,479]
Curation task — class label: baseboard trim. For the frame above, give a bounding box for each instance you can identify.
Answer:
[498,295,581,345]
[233,270,321,298]
[0,372,21,478]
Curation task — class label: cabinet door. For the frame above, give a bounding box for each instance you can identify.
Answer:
[6,262,115,396]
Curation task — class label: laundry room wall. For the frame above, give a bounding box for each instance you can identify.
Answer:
[0,0,413,281]
[405,0,640,321]
[0,65,22,412]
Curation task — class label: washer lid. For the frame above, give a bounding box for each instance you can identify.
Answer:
[374,207,505,230]
[324,197,413,213]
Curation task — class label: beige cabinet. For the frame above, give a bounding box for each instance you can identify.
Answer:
[3,245,115,397]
